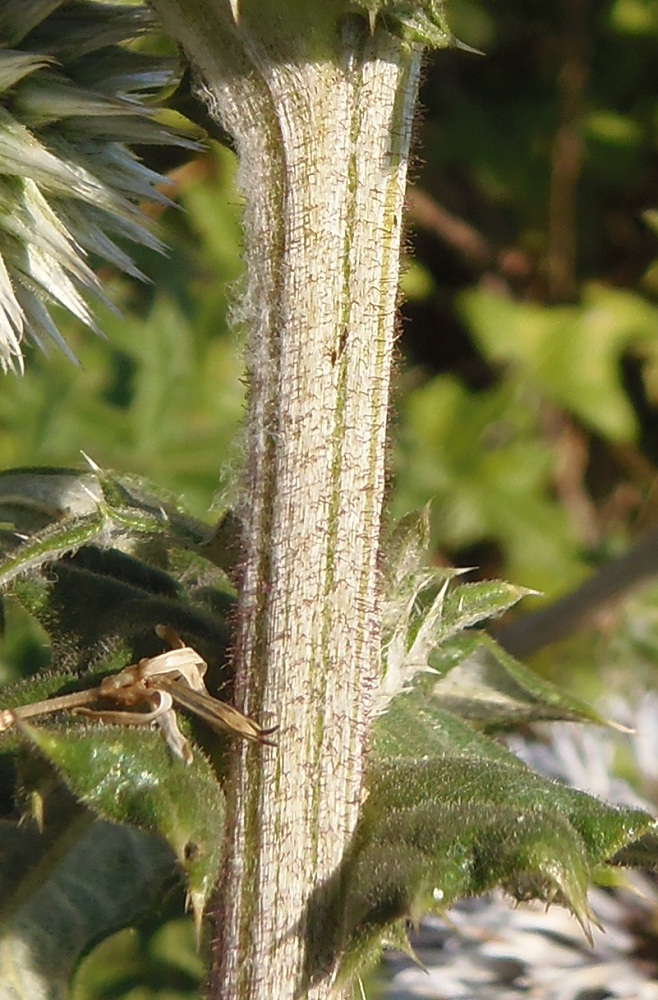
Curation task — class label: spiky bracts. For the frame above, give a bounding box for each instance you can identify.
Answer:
[227,0,461,48]
[0,1,188,373]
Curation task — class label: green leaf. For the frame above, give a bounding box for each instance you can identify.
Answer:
[386,2,460,47]
[439,580,536,639]
[0,512,105,590]
[611,825,658,868]
[0,467,236,655]
[427,632,609,728]
[4,548,233,683]
[15,720,224,922]
[459,284,658,442]
[0,465,219,553]
[377,516,532,712]
[374,688,526,760]
[0,816,174,1000]
[350,0,471,49]
[300,677,658,984]
[305,717,654,984]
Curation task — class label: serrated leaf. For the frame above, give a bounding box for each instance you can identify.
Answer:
[367,754,651,867]
[377,572,453,710]
[86,461,211,548]
[0,466,213,551]
[383,0,456,47]
[350,0,461,48]
[16,721,224,920]
[7,547,232,677]
[0,467,226,614]
[427,632,608,728]
[377,536,531,713]
[440,580,537,640]
[305,731,654,985]
[0,513,104,590]
[396,578,531,687]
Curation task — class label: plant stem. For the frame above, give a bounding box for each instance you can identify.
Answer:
[148,4,421,996]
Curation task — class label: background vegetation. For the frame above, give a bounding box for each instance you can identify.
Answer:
[1,0,658,995]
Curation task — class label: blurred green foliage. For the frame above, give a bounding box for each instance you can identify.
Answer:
[393,0,658,598]
[72,911,204,1000]
[1,0,658,995]
[0,143,245,521]
[1,0,655,600]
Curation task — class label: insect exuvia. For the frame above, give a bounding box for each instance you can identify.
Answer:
[0,625,277,764]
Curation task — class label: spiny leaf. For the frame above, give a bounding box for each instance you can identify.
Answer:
[440,580,539,639]
[304,737,653,985]
[427,632,609,729]
[350,0,475,50]
[0,465,214,548]
[15,720,224,924]
[0,512,104,590]
[0,466,235,681]
[378,508,532,712]
[299,684,658,984]
[0,465,218,595]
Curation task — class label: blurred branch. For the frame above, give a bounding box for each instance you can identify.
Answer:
[406,186,534,287]
[406,187,493,268]
[547,0,590,303]
[544,408,601,547]
[496,526,658,660]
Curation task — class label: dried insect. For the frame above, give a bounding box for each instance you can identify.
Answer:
[0,626,277,764]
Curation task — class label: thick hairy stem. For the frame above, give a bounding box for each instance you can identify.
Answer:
[149,4,421,997]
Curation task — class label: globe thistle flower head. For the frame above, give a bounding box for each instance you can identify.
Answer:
[0,0,192,373]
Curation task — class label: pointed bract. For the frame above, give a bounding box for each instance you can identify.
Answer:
[0,3,192,372]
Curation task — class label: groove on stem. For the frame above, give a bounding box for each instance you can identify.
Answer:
[147,6,421,997]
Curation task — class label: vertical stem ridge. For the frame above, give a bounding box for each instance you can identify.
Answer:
[148,6,421,997]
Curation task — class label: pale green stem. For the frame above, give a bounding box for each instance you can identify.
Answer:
[148,4,421,997]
